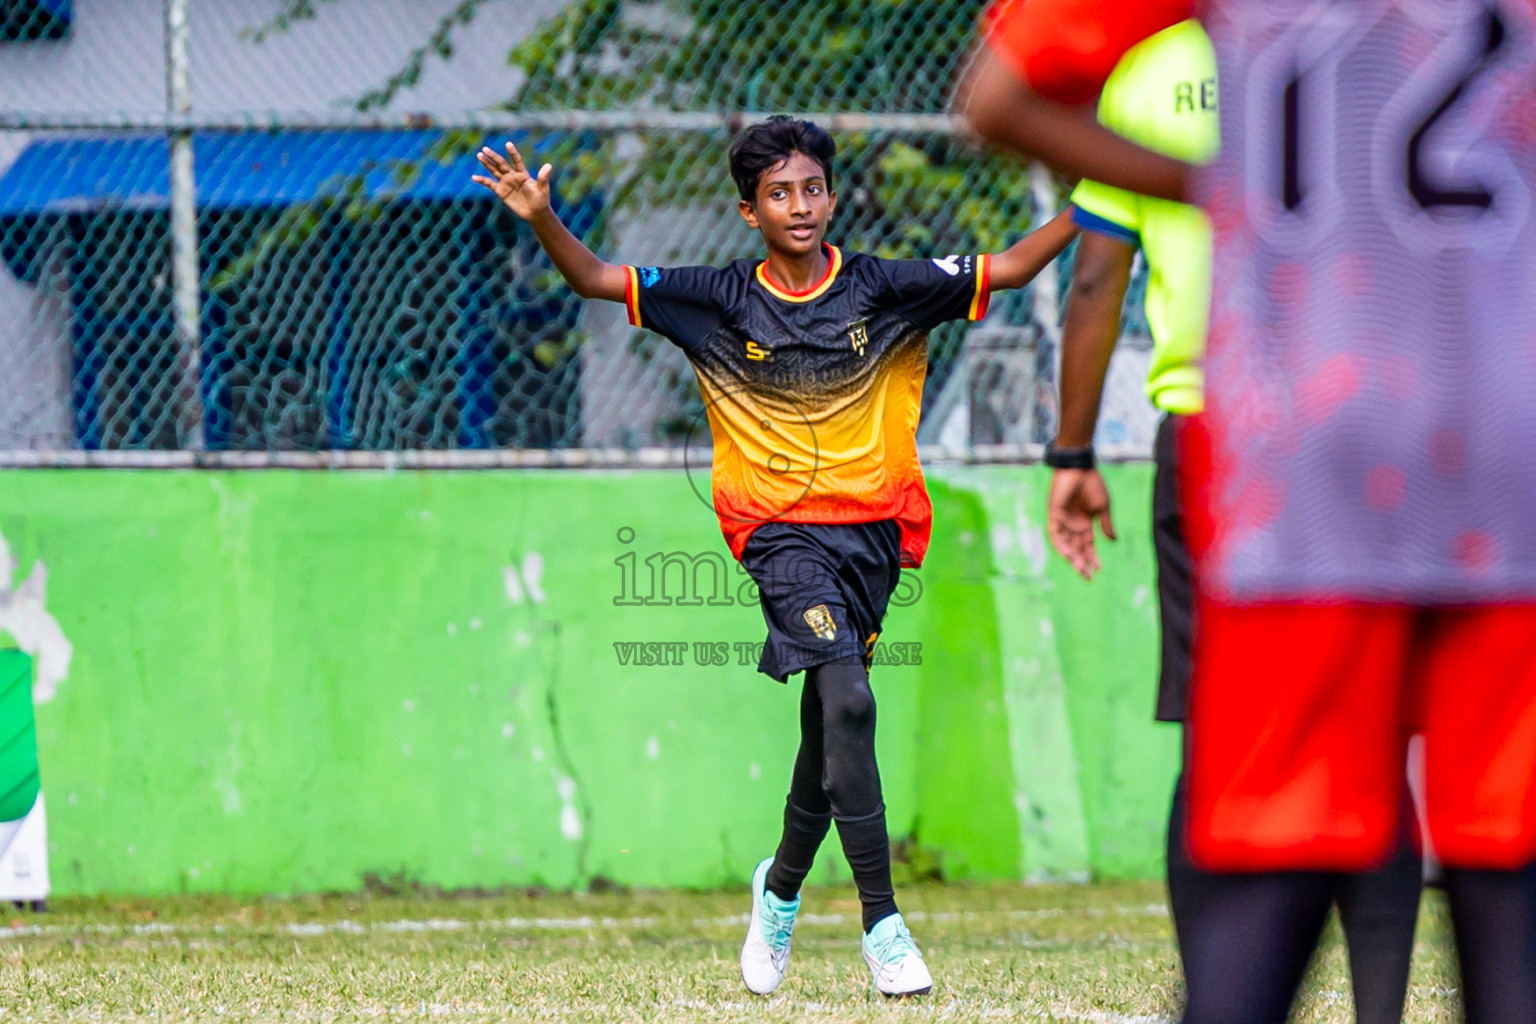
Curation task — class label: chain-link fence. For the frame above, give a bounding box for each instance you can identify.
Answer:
[0,0,1156,463]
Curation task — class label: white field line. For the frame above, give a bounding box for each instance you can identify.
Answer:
[0,902,1170,941]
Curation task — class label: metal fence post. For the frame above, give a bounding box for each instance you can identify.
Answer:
[1028,162,1062,352]
[166,0,204,450]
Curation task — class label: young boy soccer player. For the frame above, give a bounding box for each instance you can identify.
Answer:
[473,116,1077,996]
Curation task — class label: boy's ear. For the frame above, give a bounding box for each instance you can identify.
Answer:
[737,198,759,229]
[827,191,837,220]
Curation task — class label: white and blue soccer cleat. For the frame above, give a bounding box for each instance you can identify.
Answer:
[861,912,933,996]
[739,856,799,994]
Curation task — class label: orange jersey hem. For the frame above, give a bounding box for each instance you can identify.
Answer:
[718,491,933,571]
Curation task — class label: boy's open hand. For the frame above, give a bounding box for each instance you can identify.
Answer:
[473,142,551,221]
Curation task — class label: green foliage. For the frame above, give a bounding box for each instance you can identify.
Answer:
[246,1,491,112]
[509,0,986,113]
[242,0,343,44]
[354,0,490,112]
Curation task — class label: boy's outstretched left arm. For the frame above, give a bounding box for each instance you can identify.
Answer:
[988,207,1080,291]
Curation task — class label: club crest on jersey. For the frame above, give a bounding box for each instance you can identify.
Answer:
[803,604,837,642]
[847,318,870,356]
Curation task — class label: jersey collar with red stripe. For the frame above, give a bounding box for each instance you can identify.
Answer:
[754,244,843,302]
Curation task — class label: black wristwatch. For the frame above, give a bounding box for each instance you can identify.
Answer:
[1044,443,1096,470]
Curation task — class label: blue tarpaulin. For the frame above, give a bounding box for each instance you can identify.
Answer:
[0,130,499,217]
[0,128,593,451]
[2,0,70,39]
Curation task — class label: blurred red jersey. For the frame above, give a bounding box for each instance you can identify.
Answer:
[984,0,1193,104]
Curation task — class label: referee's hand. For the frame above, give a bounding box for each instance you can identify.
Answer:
[1047,468,1116,580]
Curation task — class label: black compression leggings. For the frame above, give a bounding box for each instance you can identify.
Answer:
[1168,775,1423,1024]
[1173,849,1536,1024]
[766,656,897,931]
[1444,860,1536,1024]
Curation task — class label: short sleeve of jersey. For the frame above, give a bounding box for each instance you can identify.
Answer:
[876,254,993,329]
[983,0,1193,104]
[1071,179,1142,244]
[623,265,727,350]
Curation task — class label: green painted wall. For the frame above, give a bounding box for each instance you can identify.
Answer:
[0,466,1176,895]
[0,651,40,822]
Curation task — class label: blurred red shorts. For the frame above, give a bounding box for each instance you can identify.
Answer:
[1186,598,1536,872]
[1177,416,1536,871]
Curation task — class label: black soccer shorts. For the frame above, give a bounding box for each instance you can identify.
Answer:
[739,519,903,682]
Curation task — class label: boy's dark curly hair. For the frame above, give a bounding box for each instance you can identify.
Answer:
[728,115,836,202]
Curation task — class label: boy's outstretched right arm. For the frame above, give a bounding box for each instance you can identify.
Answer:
[473,142,628,303]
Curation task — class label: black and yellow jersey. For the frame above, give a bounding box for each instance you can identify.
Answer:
[623,244,991,568]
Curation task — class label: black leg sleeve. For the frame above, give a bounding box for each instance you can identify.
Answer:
[1334,798,1422,1024]
[1443,859,1536,1024]
[814,657,882,818]
[814,656,897,932]
[788,670,832,815]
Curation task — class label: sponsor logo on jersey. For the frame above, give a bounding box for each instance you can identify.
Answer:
[932,255,961,276]
[745,340,770,361]
[803,604,837,642]
[847,318,870,356]
[639,266,661,287]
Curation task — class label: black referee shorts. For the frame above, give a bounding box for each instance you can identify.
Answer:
[739,519,903,683]
[1154,413,1195,723]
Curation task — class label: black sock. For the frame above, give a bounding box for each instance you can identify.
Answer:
[767,800,831,901]
[836,807,898,932]
[1443,860,1536,1024]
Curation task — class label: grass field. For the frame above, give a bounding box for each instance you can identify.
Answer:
[0,881,1462,1022]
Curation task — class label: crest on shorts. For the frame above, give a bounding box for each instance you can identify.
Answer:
[803,604,838,642]
[847,318,870,357]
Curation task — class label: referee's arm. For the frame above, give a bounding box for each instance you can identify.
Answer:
[1047,228,1136,580]
[1056,230,1136,449]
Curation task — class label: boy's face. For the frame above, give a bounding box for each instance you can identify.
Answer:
[738,151,837,258]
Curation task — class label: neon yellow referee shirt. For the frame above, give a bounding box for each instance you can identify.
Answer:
[1069,19,1218,416]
